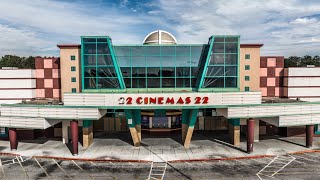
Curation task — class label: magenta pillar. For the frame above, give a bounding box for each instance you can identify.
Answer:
[9,128,17,150]
[247,119,254,153]
[306,125,314,148]
[70,120,78,156]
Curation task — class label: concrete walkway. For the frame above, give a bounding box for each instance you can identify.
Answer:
[0,132,319,162]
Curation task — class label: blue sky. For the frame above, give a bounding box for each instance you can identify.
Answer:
[0,0,319,57]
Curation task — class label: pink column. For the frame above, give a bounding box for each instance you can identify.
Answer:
[306,125,314,148]
[247,119,255,153]
[70,120,79,155]
[9,128,17,150]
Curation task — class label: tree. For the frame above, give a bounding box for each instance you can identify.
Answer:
[285,55,320,67]
[0,55,35,69]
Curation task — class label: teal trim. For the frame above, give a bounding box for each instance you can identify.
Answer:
[107,38,125,89]
[155,109,166,117]
[81,37,85,91]
[124,109,135,127]
[198,36,214,89]
[315,125,320,135]
[181,109,190,124]
[237,37,240,88]
[188,109,199,128]
[229,118,240,126]
[132,109,141,125]
[83,120,92,128]
[0,127,8,137]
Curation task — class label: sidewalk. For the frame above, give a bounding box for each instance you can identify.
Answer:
[0,132,319,162]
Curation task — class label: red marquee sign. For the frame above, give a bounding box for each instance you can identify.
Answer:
[118,96,209,105]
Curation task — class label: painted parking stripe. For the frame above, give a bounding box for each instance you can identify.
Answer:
[0,158,6,179]
[33,157,50,178]
[52,159,72,179]
[71,160,94,180]
[16,156,29,179]
[90,161,116,179]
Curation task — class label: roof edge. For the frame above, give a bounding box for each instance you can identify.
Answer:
[240,44,264,48]
[57,44,81,48]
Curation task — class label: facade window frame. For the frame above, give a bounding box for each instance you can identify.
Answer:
[71,88,77,93]
[245,86,250,91]
[71,55,76,61]
[245,54,250,60]
[245,76,250,81]
[71,66,76,71]
[71,77,76,82]
[245,65,250,70]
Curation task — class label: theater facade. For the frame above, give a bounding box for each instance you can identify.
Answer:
[1,30,320,155]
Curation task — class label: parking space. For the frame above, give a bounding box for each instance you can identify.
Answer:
[0,152,320,179]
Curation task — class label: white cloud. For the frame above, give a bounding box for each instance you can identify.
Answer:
[290,17,318,25]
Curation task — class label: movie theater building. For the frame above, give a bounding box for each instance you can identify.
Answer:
[1,30,320,155]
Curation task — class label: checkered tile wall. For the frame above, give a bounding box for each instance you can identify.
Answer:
[35,57,61,99]
[260,56,284,97]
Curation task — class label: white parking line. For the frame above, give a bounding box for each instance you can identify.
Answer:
[33,157,50,178]
[16,156,29,179]
[90,161,116,179]
[71,160,94,179]
[0,158,6,179]
[52,159,72,179]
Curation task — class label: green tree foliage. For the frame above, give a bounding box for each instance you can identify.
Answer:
[0,55,35,69]
[285,55,320,68]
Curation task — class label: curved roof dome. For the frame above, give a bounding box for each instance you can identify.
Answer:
[143,30,177,44]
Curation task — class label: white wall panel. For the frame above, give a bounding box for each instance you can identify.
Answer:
[0,89,35,99]
[64,92,262,107]
[288,88,320,97]
[0,69,35,78]
[0,116,60,129]
[226,103,320,119]
[287,77,320,87]
[288,68,320,76]
[0,79,36,88]
[0,100,22,104]
[279,114,320,126]
[0,106,105,120]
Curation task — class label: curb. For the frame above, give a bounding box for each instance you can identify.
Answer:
[3,149,320,163]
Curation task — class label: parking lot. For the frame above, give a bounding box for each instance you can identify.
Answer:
[0,152,320,179]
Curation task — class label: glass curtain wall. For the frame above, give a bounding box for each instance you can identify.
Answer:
[82,37,121,89]
[202,36,239,88]
[114,45,204,89]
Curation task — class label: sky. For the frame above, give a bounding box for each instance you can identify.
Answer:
[0,0,319,57]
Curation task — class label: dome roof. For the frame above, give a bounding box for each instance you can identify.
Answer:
[143,30,177,44]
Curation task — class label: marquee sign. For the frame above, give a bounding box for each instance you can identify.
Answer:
[118,96,209,105]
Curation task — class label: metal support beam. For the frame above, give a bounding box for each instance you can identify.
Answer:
[247,118,254,153]
[70,120,79,156]
[306,125,314,148]
[9,128,17,151]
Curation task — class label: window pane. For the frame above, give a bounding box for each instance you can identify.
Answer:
[162,56,175,67]
[144,46,160,55]
[97,43,110,54]
[225,77,237,87]
[203,77,224,88]
[225,37,238,42]
[124,78,131,88]
[117,56,130,67]
[84,55,96,66]
[176,78,190,87]
[162,78,175,87]
[97,55,113,66]
[84,43,96,54]
[214,37,224,42]
[225,54,237,64]
[84,67,96,77]
[162,67,175,77]
[132,67,146,77]
[121,67,131,77]
[176,46,190,56]
[131,56,145,67]
[84,78,96,89]
[225,66,237,76]
[190,56,201,67]
[176,67,190,77]
[176,56,189,67]
[131,47,144,56]
[97,38,108,42]
[83,38,96,43]
[225,43,237,53]
[146,56,161,66]
[97,67,117,77]
[191,78,197,87]
[147,67,160,77]
[114,46,131,56]
[161,46,175,56]
[147,78,160,88]
[132,78,146,88]
[191,46,203,57]
[191,67,199,76]
[206,66,224,76]
[210,54,224,65]
[98,78,119,88]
